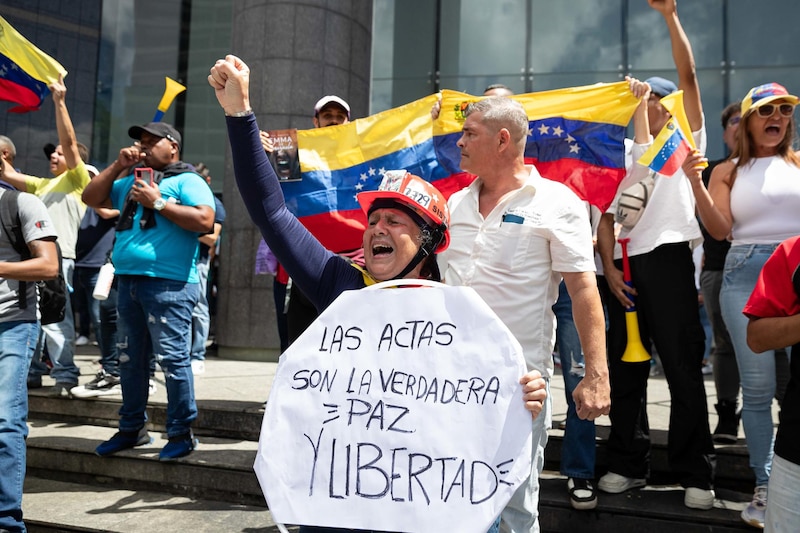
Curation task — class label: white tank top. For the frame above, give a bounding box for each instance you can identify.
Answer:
[730,156,800,246]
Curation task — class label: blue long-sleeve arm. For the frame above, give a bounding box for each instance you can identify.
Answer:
[226,114,363,311]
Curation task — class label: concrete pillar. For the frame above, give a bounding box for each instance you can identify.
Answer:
[216,0,373,360]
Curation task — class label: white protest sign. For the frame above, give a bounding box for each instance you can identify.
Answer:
[255,283,532,533]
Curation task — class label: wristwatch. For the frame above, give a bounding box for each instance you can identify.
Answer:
[153,197,167,211]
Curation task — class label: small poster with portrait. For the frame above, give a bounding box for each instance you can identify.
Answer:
[267,128,302,182]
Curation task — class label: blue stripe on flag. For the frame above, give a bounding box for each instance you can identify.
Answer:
[284,139,450,218]
[525,118,626,169]
[648,129,688,173]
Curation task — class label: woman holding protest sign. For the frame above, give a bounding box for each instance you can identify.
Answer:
[208,55,545,533]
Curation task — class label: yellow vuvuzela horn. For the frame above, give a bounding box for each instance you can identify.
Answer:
[152,77,186,122]
[618,237,651,363]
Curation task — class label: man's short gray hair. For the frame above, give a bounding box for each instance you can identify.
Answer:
[464,96,529,145]
[0,135,16,162]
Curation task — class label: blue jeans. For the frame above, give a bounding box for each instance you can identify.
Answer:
[191,260,210,361]
[552,280,596,479]
[502,379,550,533]
[116,276,199,438]
[29,258,79,385]
[0,320,40,532]
[75,266,119,375]
[766,454,800,533]
[720,243,779,487]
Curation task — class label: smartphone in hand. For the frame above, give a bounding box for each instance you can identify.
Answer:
[134,167,154,186]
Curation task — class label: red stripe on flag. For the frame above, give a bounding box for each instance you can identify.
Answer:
[657,141,692,177]
[431,172,478,198]
[0,79,41,112]
[526,157,626,212]
[297,210,367,253]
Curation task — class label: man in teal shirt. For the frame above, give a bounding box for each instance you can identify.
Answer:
[83,121,215,461]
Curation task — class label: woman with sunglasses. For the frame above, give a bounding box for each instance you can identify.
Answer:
[683,82,800,529]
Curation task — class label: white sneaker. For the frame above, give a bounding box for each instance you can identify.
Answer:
[684,487,715,510]
[191,359,205,375]
[75,335,90,346]
[148,379,157,396]
[741,485,767,528]
[598,471,646,494]
[70,371,121,399]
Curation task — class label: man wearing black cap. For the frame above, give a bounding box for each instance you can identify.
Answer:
[1,74,90,397]
[596,0,716,511]
[82,121,216,461]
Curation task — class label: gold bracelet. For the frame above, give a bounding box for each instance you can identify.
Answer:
[225,109,253,117]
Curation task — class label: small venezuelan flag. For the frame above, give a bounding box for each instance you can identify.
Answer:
[637,117,692,177]
[0,15,66,113]
[637,90,704,177]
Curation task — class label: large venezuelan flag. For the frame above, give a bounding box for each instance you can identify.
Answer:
[435,84,640,212]
[0,15,66,113]
[285,82,639,253]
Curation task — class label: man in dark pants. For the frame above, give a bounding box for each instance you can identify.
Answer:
[596,0,715,510]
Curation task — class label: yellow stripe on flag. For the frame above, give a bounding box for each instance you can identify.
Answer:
[298,93,441,173]
[435,81,640,135]
[0,15,66,83]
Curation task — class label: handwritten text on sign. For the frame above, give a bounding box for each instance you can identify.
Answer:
[255,285,532,533]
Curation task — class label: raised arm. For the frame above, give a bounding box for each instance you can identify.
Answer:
[82,148,141,208]
[50,75,82,170]
[650,0,703,130]
[208,55,339,303]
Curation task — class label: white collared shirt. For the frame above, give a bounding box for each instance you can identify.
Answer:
[439,165,596,376]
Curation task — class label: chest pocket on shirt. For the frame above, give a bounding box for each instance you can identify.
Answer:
[489,221,542,270]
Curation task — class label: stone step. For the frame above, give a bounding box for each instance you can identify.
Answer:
[29,391,757,489]
[27,390,265,442]
[26,420,264,506]
[545,425,755,491]
[538,474,754,532]
[23,476,293,533]
[22,471,753,533]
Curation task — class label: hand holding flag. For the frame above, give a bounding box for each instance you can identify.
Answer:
[637,90,707,177]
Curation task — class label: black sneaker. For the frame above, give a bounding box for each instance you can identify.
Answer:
[95,427,152,457]
[27,375,42,389]
[159,431,198,461]
[568,478,598,510]
[71,371,121,399]
[713,400,740,444]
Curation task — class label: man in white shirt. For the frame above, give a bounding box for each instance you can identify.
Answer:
[595,0,716,511]
[438,95,610,533]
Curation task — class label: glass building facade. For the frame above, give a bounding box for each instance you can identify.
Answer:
[372,0,800,161]
[4,0,800,181]
[2,0,799,353]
